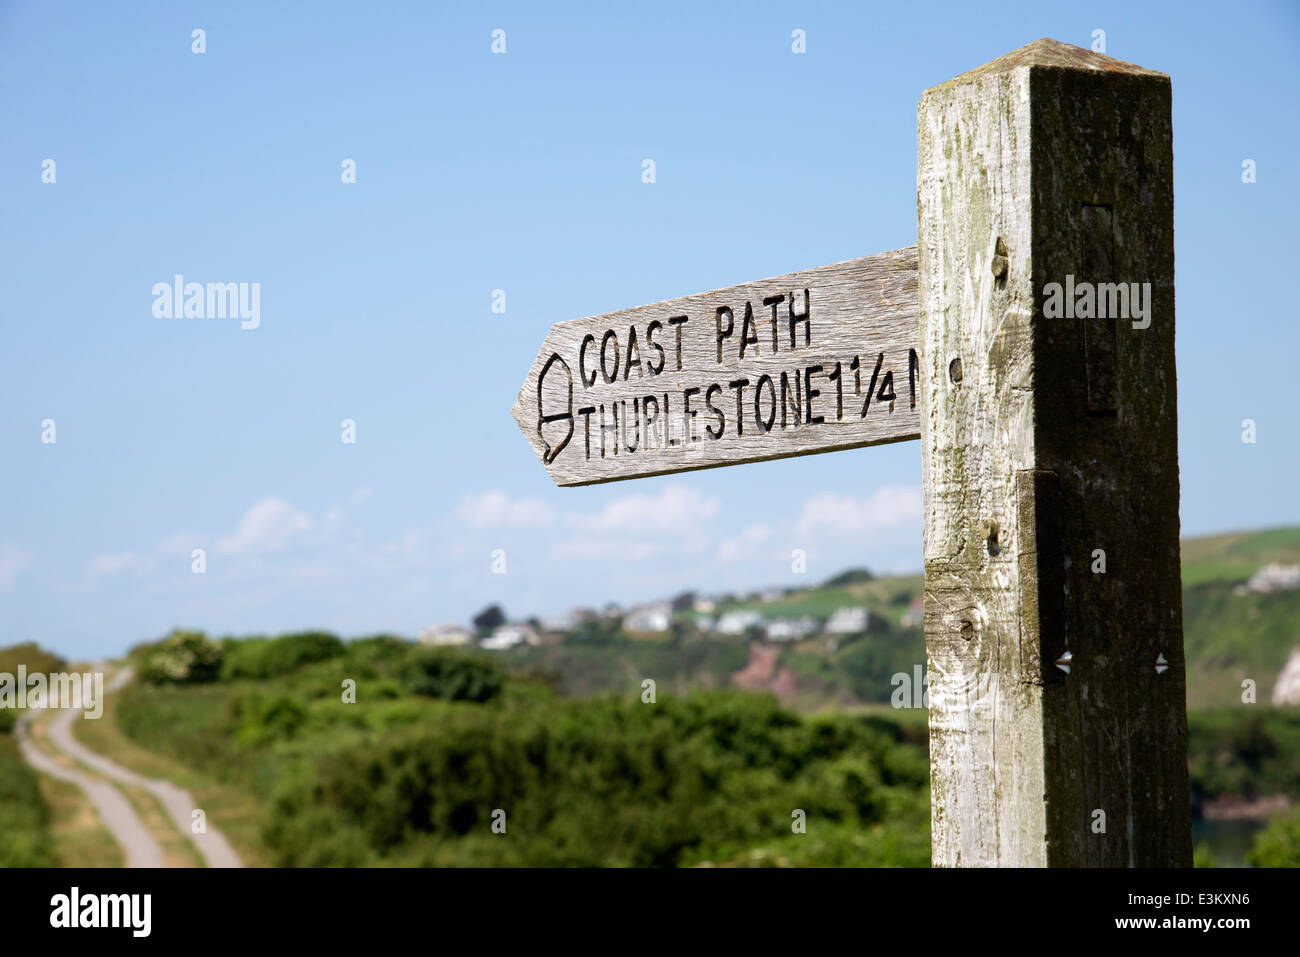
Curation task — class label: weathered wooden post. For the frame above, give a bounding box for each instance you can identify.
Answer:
[514,37,1191,868]
[917,39,1191,865]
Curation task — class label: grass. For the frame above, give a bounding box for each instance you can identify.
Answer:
[0,732,59,866]
[35,773,123,867]
[1181,526,1300,587]
[1183,583,1300,707]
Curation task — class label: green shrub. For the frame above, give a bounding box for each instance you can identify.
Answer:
[231,692,309,748]
[0,642,65,677]
[261,691,929,867]
[220,631,345,681]
[1187,708,1300,801]
[823,568,874,586]
[115,635,932,868]
[1193,842,1220,868]
[1247,806,1300,867]
[140,630,224,684]
[400,649,503,703]
[0,736,57,866]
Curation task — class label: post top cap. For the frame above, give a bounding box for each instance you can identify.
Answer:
[932,37,1168,88]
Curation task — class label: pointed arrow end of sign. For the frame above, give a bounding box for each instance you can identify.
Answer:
[511,352,571,486]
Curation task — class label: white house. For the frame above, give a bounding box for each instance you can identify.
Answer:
[539,612,576,634]
[481,623,537,651]
[765,617,817,641]
[900,598,924,629]
[1241,563,1300,594]
[825,607,868,634]
[716,609,764,635]
[1272,647,1300,706]
[624,602,672,634]
[419,624,472,646]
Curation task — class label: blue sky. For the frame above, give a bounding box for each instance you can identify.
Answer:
[2,1,1297,659]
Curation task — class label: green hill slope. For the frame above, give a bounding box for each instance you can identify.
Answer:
[510,525,1300,711]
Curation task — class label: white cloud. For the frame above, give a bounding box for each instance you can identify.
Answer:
[217,497,313,554]
[713,523,773,563]
[455,490,555,529]
[155,532,201,556]
[349,486,372,506]
[88,552,140,577]
[384,527,427,559]
[794,485,922,538]
[550,538,663,562]
[565,485,718,534]
[0,544,32,592]
[323,506,345,531]
[539,485,721,566]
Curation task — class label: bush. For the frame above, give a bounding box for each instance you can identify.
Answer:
[0,642,65,677]
[1247,806,1300,867]
[824,568,873,586]
[140,630,224,684]
[400,649,503,703]
[261,691,930,867]
[231,692,309,748]
[1188,708,1300,802]
[220,631,345,681]
[0,736,57,866]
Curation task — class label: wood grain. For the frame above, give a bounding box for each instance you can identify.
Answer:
[513,249,920,486]
[919,37,1189,867]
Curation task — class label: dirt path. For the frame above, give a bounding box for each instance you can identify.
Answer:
[15,714,164,868]
[19,666,242,868]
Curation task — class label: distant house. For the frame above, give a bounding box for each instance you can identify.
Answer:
[693,598,717,614]
[536,613,575,645]
[900,598,924,629]
[539,611,576,634]
[694,614,716,633]
[760,588,786,603]
[419,624,472,647]
[825,607,868,634]
[1240,563,1300,594]
[624,602,672,634]
[765,617,817,642]
[717,609,764,635]
[1273,647,1300,706]
[481,623,538,651]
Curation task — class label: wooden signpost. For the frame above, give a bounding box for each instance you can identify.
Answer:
[511,248,920,487]
[513,38,1192,867]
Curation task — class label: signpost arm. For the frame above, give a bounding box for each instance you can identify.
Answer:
[917,39,1191,866]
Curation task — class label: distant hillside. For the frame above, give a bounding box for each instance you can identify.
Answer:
[1182,526,1300,587]
[1180,526,1300,707]
[504,525,1300,712]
